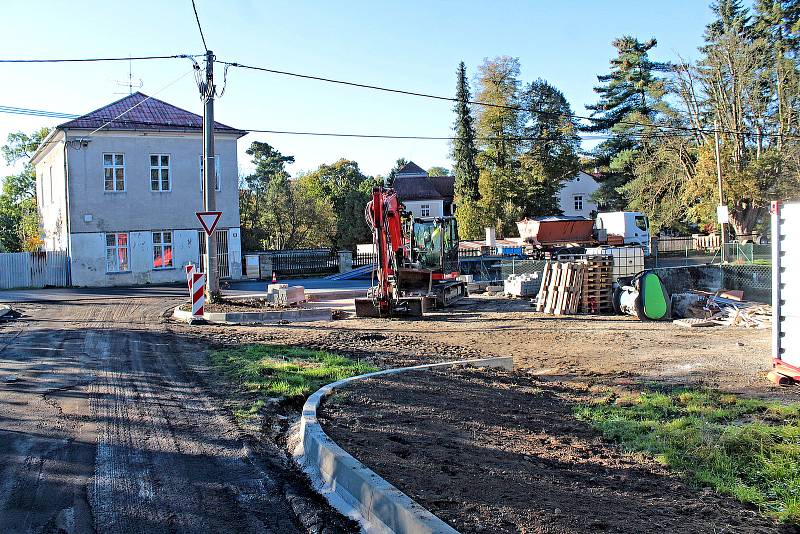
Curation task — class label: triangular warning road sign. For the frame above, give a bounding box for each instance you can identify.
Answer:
[196,211,222,236]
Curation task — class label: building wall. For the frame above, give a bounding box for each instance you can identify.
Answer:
[403,200,445,218]
[63,130,241,234]
[558,172,600,218]
[35,131,69,251]
[69,226,241,287]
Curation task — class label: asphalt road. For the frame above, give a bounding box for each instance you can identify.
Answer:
[0,297,343,534]
[0,278,370,304]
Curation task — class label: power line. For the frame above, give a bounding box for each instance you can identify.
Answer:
[218,59,794,140]
[0,106,78,119]
[0,54,198,63]
[190,0,209,52]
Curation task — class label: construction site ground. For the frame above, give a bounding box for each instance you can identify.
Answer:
[1,292,793,532]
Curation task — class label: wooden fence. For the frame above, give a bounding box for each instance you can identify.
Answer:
[0,251,69,289]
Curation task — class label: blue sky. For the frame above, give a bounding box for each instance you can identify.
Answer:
[1,1,721,181]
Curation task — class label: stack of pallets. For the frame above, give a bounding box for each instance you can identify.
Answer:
[535,261,587,315]
[579,255,613,314]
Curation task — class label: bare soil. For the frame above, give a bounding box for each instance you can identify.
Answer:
[179,296,293,313]
[180,295,793,399]
[320,368,791,534]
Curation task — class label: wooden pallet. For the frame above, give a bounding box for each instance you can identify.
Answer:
[535,261,586,315]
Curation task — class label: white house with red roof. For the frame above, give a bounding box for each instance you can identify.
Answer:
[30,92,246,286]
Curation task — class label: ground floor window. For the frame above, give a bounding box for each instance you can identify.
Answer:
[421,204,431,217]
[105,232,129,272]
[152,231,173,269]
[574,195,584,212]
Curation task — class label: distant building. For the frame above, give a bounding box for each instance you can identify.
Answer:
[30,92,247,287]
[558,171,600,218]
[391,161,454,218]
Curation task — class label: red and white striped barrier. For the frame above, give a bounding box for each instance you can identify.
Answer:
[191,272,206,318]
[184,264,195,292]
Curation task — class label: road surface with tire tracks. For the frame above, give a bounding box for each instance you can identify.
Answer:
[0,295,347,534]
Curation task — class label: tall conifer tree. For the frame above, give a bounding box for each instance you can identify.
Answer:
[452,62,480,202]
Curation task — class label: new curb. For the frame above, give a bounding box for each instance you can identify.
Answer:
[172,305,333,324]
[293,356,514,534]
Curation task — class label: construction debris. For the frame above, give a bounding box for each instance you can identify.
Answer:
[673,318,718,328]
[676,289,772,328]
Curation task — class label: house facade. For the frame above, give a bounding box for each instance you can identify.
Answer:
[392,161,454,218]
[558,171,600,218]
[31,92,246,287]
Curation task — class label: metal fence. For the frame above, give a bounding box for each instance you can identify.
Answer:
[645,264,771,303]
[0,251,69,289]
[353,252,377,268]
[269,249,339,276]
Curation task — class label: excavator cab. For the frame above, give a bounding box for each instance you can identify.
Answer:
[407,216,460,274]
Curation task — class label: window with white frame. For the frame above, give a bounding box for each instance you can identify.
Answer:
[152,230,173,269]
[420,204,431,217]
[573,195,584,212]
[150,154,171,191]
[103,153,125,191]
[105,232,129,272]
[198,155,221,191]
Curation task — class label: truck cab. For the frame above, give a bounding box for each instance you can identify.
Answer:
[595,212,651,255]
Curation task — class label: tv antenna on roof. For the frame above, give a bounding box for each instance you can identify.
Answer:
[113,55,143,95]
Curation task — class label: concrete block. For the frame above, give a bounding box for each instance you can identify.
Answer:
[268,283,288,294]
[277,286,305,306]
[457,274,474,283]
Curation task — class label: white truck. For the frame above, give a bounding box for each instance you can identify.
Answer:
[594,212,651,255]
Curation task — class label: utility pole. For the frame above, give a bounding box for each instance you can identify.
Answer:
[202,49,220,301]
[714,118,727,263]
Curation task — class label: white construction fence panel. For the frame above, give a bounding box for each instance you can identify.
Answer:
[0,251,69,289]
[773,202,800,368]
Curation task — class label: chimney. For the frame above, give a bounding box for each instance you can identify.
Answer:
[485,227,496,246]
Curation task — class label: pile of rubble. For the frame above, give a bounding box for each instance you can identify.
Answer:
[672,290,771,329]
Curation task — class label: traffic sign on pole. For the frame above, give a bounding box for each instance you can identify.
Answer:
[196,211,222,236]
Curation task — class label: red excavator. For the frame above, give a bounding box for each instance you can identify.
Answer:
[354,186,467,317]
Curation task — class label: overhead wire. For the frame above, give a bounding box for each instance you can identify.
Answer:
[190,0,209,53]
[0,54,198,63]
[216,59,795,140]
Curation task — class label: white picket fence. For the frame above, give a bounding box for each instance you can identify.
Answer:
[0,251,69,289]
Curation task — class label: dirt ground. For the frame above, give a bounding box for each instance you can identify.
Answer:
[320,368,791,533]
[2,291,790,533]
[182,294,791,399]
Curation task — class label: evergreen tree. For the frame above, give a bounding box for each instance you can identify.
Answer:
[517,79,580,216]
[452,61,480,202]
[583,36,668,210]
[385,157,408,186]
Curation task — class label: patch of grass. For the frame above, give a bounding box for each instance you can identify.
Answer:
[576,387,800,524]
[209,344,376,402]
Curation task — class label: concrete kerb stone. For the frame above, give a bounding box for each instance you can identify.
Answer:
[293,356,514,534]
[171,305,333,324]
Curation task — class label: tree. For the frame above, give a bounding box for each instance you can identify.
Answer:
[239,141,334,250]
[517,79,581,216]
[427,166,450,177]
[452,61,480,202]
[0,128,49,251]
[298,159,380,249]
[385,157,408,186]
[474,56,522,172]
[584,37,669,210]
[622,1,800,237]
[473,56,524,236]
